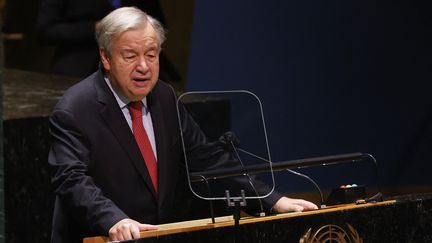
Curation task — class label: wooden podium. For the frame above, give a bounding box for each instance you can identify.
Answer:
[83,193,432,243]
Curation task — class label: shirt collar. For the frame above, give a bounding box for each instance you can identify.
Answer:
[104,77,148,111]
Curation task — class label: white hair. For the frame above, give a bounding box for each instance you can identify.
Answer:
[95,7,166,55]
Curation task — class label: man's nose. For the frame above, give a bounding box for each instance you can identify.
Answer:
[136,56,149,72]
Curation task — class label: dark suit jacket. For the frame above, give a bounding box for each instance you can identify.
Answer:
[49,70,281,243]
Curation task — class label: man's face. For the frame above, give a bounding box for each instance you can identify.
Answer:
[100,24,160,101]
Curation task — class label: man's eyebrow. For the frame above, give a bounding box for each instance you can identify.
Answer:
[147,44,159,50]
[147,47,158,52]
[120,49,136,54]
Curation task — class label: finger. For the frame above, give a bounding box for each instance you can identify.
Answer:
[138,223,158,231]
[304,202,318,210]
[109,228,123,242]
[290,204,304,212]
[117,233,124,242]
[109,234,118,242]
[120,224,133,241]
[112,230,124,242]
[130,225,141,239]
[295,200,318,210]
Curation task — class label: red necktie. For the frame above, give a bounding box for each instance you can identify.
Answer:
[129,101,158,192]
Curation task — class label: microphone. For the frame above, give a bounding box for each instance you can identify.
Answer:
[218,131,241,151]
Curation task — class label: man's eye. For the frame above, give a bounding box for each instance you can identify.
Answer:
[146,53,157,61]
[125,55,136,60]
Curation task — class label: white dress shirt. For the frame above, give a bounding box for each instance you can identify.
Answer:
[104,77,158,159]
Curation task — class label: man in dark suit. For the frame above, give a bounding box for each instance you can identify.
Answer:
[48,7,317,243]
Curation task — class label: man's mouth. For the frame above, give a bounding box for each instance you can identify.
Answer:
[133,77,150,82]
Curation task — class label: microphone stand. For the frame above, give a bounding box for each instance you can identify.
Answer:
[225,190,246,227]
[197,175,216,223]
[230,142,266,217]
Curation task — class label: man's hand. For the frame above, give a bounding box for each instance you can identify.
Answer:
[272,196,318,213]
[108,218,158,241]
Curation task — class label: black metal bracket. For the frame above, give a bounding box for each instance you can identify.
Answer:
[225,190,247,227]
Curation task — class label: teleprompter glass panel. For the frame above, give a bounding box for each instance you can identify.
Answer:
[176,91,275,202]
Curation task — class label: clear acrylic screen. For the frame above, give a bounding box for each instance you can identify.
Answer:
[177,91,275,201]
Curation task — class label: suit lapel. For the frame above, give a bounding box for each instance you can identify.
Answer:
[95,71,158,199]
[147,85,176,210]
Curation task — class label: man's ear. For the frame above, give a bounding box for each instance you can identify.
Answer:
[99,48,111,71]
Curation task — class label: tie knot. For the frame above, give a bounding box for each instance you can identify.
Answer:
[129,101,142,119]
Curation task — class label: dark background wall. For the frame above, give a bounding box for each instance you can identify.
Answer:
[186,1,432,194]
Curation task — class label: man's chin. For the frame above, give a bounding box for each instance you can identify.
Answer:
[127,90,152,101]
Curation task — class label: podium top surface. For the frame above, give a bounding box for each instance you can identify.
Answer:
[83,200,397,243]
